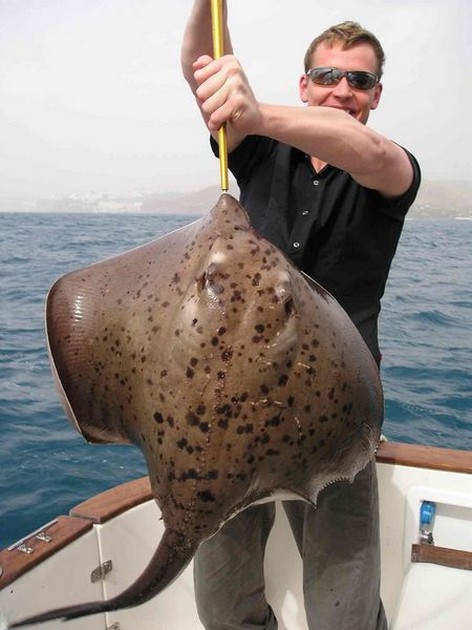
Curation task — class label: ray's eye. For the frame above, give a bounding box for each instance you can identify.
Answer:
[197,269,225,296]
[197,272,207,292]
[284,297,295,318]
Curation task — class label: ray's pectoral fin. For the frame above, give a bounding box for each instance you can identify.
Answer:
[19,193,384,627]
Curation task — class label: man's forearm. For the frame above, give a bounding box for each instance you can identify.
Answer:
[181,0,232,94]
[257,103,414,197]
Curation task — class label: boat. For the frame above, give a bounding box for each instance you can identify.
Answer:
[1,441,471,629]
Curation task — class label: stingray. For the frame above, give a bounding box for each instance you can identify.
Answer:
[8,193,383,627]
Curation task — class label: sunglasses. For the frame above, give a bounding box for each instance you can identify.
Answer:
[306,67,379,90]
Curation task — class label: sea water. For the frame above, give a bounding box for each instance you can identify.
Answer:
[0,212,471,549]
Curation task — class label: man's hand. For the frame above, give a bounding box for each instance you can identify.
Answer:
[193,54,261,150]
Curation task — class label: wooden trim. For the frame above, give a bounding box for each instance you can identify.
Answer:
[376,441,472,474]
[411,543,472,571]
[70,476,153,524]
[0,516,93,590]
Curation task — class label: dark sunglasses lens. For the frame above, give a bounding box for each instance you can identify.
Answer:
[310,68,341,85]
[347,72,377,89]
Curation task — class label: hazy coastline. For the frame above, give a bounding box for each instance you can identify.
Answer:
[1,180,471,219]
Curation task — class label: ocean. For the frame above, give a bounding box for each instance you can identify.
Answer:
[1,211,471,550]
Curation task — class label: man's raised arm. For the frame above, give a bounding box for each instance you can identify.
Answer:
[181,0,232,95]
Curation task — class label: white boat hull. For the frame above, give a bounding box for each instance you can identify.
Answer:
[1,442,471,629]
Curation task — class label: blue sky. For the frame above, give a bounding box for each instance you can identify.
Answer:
[1,0,470,200]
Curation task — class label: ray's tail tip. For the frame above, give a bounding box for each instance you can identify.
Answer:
[1,613,44,629]
[2,602,104,628]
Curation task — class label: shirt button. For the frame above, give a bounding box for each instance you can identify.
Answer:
[313,179,320,186]
[293,242,300,249]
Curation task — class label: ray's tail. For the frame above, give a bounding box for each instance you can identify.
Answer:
[7,529,196,627]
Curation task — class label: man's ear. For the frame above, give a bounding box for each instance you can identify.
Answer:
[299,74,309,103]
[370,82,383,110]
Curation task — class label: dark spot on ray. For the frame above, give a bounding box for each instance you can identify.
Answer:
[278,374,288,386]
[153,412,164,424]
[186,412,200,427]
[265,416,282,427]
[252,273,262,287]
[197,490,216,503]
[182,468,199,481]
[222,348,233,362]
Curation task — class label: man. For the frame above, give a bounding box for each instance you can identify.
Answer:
[181,3,421,629]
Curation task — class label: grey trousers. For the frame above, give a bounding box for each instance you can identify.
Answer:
[194,461,388,630]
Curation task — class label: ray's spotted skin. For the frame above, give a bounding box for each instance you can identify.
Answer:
[9,194,383,627]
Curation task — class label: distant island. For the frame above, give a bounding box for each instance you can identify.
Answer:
[408,180,472,219]
[1,180,471,218]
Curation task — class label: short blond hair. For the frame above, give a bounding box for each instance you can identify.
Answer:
[304,21,386,78]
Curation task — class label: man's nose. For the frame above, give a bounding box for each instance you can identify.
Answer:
[332,77,353,97]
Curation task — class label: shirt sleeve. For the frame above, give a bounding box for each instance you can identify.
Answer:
[367,147,422,219]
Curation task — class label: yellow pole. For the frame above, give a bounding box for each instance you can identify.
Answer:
[210,0,229,192]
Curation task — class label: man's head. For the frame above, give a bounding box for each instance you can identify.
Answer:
[299,21,385,125]
[304,21,385,78]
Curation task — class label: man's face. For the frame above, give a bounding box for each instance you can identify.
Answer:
[299,41,383,125]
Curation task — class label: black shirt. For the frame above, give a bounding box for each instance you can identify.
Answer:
[211,135,421,362]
